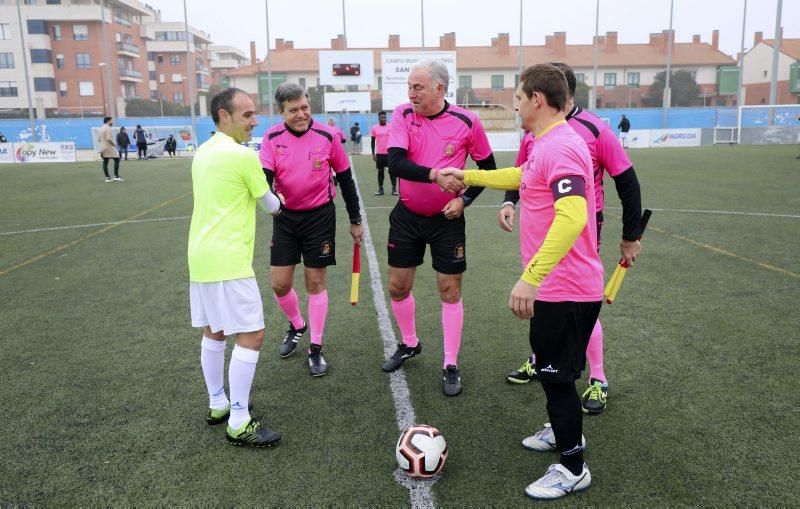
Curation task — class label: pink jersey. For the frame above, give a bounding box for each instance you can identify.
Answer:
[259,120,350,211]
[388,101,493,216]
[519,122,604,302]
[333,126,346,145]
[370,122,391,154]
[515,131,535,166]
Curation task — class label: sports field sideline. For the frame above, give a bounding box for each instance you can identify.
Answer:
[1,144,798,506]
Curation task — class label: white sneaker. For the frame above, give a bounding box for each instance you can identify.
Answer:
[525,463,591,500]
[113,176,124,182]
[105,177,113,183]
[522,423,586,451]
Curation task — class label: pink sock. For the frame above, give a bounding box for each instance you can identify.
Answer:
[390,293,418,347]
[307,290,328,346]
[586,319,606,383]
[274,289,305,330]
[441,300,463,368]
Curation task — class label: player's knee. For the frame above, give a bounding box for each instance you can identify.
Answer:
[438,286,461,303]
[388,282,411,301]
[272,281,292,296]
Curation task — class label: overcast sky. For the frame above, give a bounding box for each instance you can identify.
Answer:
[145,0,797,60]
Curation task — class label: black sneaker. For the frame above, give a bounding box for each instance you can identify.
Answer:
[225,417,281,447]
[374,187,384,195]
[506,357,537,384]
[381,341,422,372]
[391,188,399,196]
[442,365,462,397]
[308,344,328,377]
[581,378,608,415]
[279,322,307,358]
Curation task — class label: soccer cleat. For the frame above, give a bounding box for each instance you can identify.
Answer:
[279,322,307,358]
[581,378,608,415]
[225,417,281,447]
[105,177,113,183]
[307,344,328,377]
[391,188,399,196]
[442,365,462,397]
[374,187,384,195]
[381,341,422,372]
[525,463,591,500]
[113,176,124,182]
[206,402,254,425]
[522,423,586,452]
[506,357,537,384]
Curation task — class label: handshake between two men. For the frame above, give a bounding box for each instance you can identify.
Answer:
[429,167,469,220]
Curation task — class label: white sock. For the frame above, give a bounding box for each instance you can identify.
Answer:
[200,336,228,410]
[228,344,260,429]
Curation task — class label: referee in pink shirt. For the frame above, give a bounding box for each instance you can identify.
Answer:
[380,59,496,397]
[259,83,364,377]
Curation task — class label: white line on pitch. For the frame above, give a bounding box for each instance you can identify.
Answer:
[349,159,436,509]
[0,215,191,236]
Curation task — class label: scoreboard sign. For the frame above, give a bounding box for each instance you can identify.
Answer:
[381,52,457,111]
[319,51,374,86]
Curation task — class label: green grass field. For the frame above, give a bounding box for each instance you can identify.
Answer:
[1,145,799,506]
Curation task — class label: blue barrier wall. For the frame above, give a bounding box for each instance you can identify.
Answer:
[2,107,792,149]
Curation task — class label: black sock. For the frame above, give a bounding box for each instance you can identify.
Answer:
[560,445,584,476]
[541,380,584,475]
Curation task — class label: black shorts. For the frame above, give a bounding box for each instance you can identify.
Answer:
[375,154,388,169]
[529,301,602,383]
[270,201,336,268]
[596,210,604,252]
[387,201,466,275]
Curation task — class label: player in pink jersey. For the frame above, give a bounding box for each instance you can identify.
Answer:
[259,83,364,378]
[380,59,496,397]
[443,63,604,500]
[327,117,347,187]
[370,111,396,196]
[501,63,643,416]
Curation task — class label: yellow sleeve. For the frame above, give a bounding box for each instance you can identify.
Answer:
[521,195,588,286]
[464,166,522,190]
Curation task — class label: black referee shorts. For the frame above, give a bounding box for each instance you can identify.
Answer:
[529,300,602,383]
[375,153,388,169]
[270,201,336,268]
[387,201,466,275]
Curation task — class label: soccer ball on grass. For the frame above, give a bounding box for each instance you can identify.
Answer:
[395,424,448,478]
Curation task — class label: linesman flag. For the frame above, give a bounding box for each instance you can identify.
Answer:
[604,209,652,304]
[350,242,361,306]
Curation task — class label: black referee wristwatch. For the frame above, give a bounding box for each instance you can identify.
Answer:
[350,217,362,225]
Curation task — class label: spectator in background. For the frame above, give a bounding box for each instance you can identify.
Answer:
[116,127,130,161]
[617,114,631,148]
[98,116,123,183]
[0,132,7,143]
[371,111,395,195]
[165,134,177,157]
[350,122,362,155]
[134,124,148,160]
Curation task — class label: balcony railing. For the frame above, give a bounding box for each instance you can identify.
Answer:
[116,42,140,56]
[119,68,143,79]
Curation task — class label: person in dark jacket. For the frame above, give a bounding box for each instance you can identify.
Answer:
[165,134,177,157]
[617,114,631,148]
[134,124,148,159]
[116,127,131,160]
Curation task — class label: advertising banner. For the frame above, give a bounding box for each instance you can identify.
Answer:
[323,92,371,112]
[91,125,195,156]
[381,51,457,111]
[649,128,701,147]
[14,142,76,163]
[625,130,651,149]
[318,51,375,86]
[0,143,14,164]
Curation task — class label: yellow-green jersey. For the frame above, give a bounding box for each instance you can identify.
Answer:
[188,132,269,282]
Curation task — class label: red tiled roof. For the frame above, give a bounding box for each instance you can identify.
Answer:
[762,39,800,60]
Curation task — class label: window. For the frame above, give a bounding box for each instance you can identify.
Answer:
[27,20,48,35]
[491,75,504,90]
[459,75,472,88]
[682,68,697,80]
[149,71,156,80]
[170,54,181,65]
[514,74,519,88]
[763,70,768,78]
[34,77,55,92]
[377,76,382,90]
[156,31,187,41]
[0,24,11,40]
[604,72,616,88]
[627,72,640,88]
[24,0,36,4]
[59,81,67,96]
[30,49,52,64]
[173,92,184,103]
[55,54,64,68]
[298,77,306,89]
[0,81,18,97]
[0,53,13,69]
[171,73,182,83]
[147,52,154,61]
[79,81,94,96]
[52,24,61,40]
[157,55,163,64]
[149,90,159,100]
[158,73,165,83]
[46,0,61,4]
[76,53,91,69]
[575,73,586,83]
[346,85,358,92]
[73,24,88,40]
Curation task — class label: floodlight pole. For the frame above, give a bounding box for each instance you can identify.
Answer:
[516,0,523,133]
[591,0,599,110]
[420,0,425,47]
[15,0,36,140]
[341,0,347,45]
[737,0,747,144]
[768,0,783,105]
[183,0,197,148]
[265,0,274,119]
[663,0,674,128]
[99,0,115,118]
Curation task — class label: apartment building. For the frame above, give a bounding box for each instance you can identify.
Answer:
[208,44,248,85]
[225,30,738,113]
[742,32,800,105]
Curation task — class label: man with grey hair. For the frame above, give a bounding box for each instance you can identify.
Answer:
[259,82,363,378]
[381,59,496,396]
